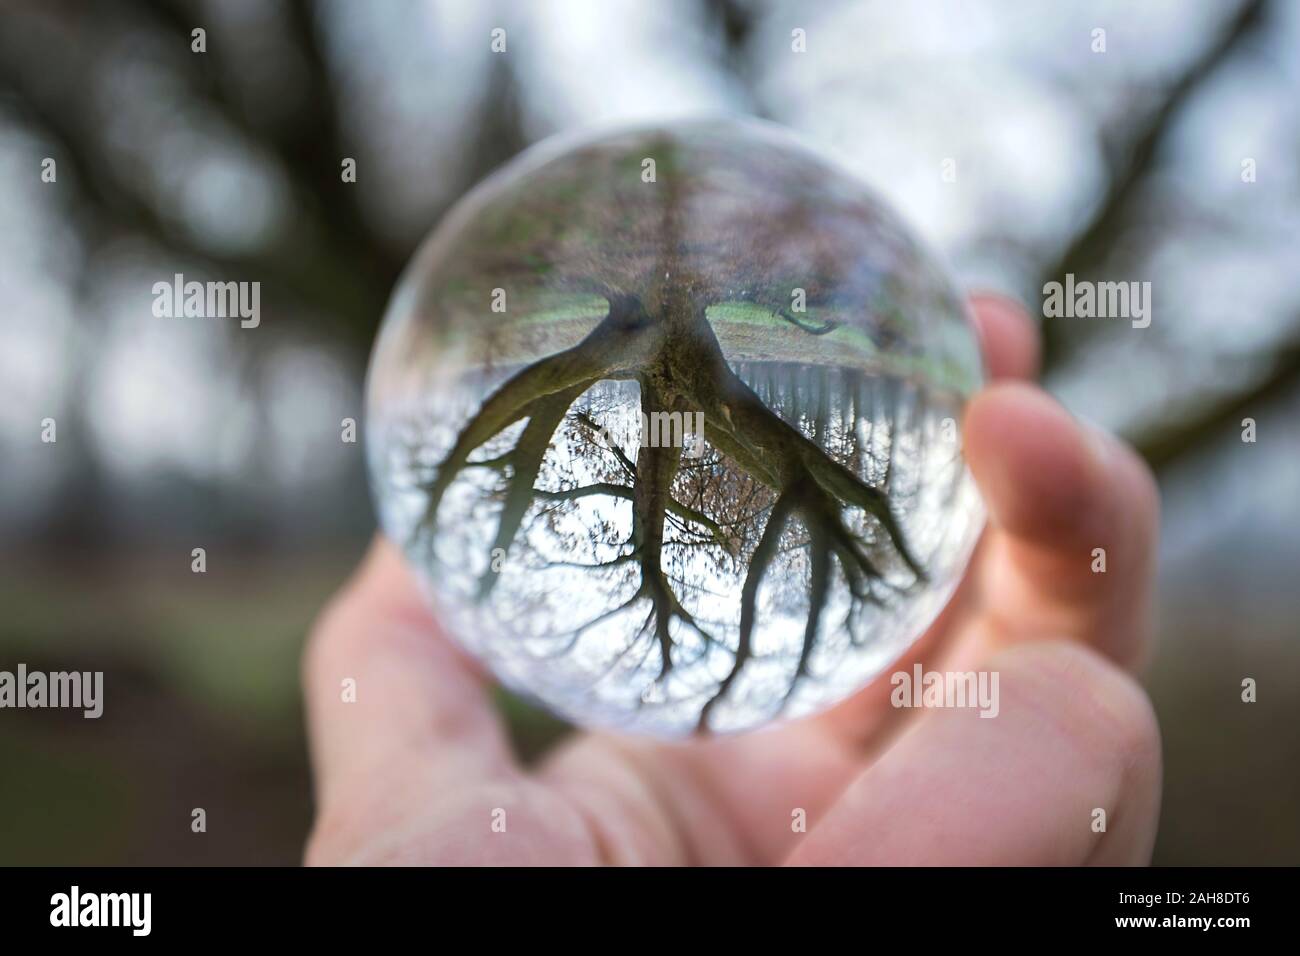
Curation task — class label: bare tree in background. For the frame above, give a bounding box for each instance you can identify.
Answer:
[0,0,1290,546]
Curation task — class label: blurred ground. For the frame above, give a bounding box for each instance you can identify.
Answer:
[3,527,1297,865]
[0,545,575,865]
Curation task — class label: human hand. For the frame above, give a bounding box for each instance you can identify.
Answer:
[302,293,1162,866]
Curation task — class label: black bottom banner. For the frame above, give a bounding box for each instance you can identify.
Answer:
[0,866,1284,941]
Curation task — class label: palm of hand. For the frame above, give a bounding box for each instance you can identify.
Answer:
[303,296,1161,867]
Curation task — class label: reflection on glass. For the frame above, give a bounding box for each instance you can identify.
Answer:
[367,120,985,736]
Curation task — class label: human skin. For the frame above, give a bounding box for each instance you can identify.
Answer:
[301,293,1162,866]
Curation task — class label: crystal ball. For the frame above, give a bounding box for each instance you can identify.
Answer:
[365,118,985,737]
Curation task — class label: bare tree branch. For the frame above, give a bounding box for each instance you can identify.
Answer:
[1039,0,1269,371]
[1133,338,1300,471]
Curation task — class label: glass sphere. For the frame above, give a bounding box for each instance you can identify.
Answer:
[365,118,984,737]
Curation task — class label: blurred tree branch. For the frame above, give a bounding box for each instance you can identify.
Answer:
[704,0,756,84]
[1039,0,1268,373]
[143,0,404,280]
[0,72,354,335]
[0,0,399,346]
[141,0,401,339]
[1131,334,1300,470]
[1,0,535,348]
